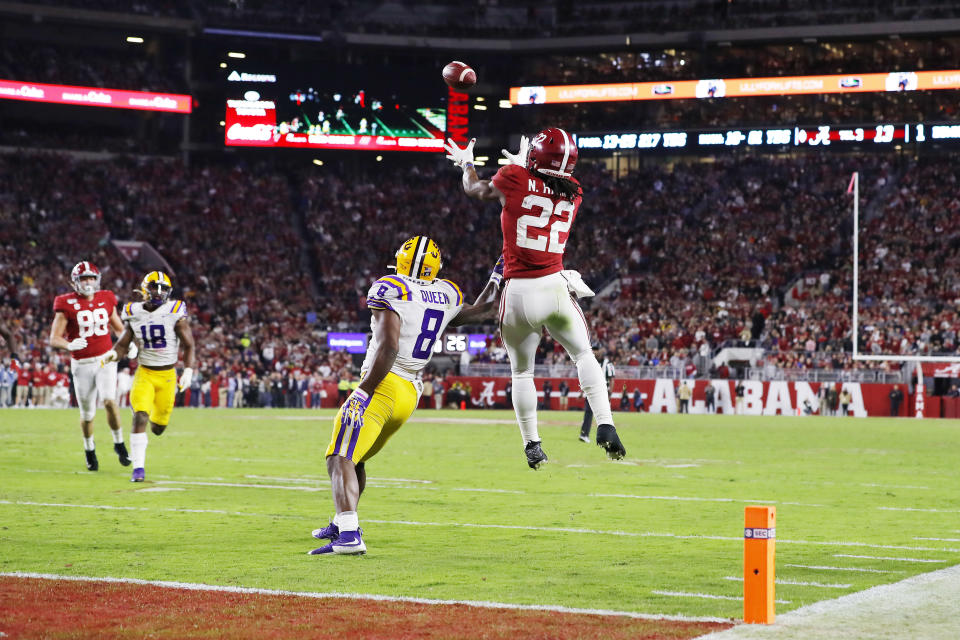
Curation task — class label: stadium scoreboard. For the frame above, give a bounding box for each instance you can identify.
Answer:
[577,122,960,154]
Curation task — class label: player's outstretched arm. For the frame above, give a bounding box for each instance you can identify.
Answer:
[357,309,401,397]
[175,317,196,391]
[100,326,133,365]
[444,138,505,203]
[450,255,504,327]
[0,321,16,356]
[49,311,86,352]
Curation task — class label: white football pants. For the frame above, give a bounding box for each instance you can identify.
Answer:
[499,272,614,444]
[71,356,118,421]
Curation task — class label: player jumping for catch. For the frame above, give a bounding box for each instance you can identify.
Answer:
[444,129,626,468]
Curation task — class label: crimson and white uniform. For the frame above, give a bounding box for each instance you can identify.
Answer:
[53,290,118,420]
[491,163,614,443]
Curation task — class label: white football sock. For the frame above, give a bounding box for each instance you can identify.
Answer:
[511,376,540,443]
[111,428,124,444]
[130,432,148,468]
[332,513,341,527]
[576,354,614,427]
[338,511,359,532]
[83,437,95,452]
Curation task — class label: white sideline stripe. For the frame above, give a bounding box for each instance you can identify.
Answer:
[652,590,791,604]
[914,537,960,542]
[4,500,959,553]
[451,488,525,494]
[859,483,931,490]
[0,572,729,624]
[783,564,895,574]
[834,555,948,564]
[156,481,326,492]
[592,494,825,508]
[696,564,960,640]
[723,576,851,589]
[879,506,960,514]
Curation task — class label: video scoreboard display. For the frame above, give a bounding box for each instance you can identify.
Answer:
[576,122,960,154]
[223,64,447,152]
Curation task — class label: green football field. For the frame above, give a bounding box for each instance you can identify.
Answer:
[2,408,958,621]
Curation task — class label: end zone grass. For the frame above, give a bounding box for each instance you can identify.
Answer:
[1,409,958,634]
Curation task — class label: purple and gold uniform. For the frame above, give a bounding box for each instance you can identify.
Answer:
[326,273,464,462]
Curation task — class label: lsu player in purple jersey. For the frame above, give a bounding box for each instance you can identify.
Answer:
[310,236,502,556]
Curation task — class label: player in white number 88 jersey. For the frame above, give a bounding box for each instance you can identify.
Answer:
[445,128,626,468]
[50,261,135,471]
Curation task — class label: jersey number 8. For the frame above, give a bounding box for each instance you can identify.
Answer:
[76,308,110,338]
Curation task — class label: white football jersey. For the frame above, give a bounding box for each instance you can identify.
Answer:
[362,274,464,381]
[121,299,188,367]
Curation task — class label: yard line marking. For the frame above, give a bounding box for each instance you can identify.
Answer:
[914,537,960,542]
[833,555,947,564]
[451,488,525,494]
[652,590,791,604]
[879,506,960,514]
[156,481,326,492]
[0,500,304,519]
[860,483,931,490]
[0,572,730,624]
[783,564,895,574]
[723,576,851,589]
[3,501,957,553]
[592,494,826,507]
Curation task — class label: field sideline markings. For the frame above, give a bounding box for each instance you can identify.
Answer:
[4,501,959,553]
[652,590,791,604]
[592,493,825,508]
[914,537,960,542]
[0,572,730,624]
[879,506,960,514]
[723,576,851,589]
[783,563,896,574]
[834,554,947,564]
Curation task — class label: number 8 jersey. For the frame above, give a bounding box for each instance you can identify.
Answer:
[363,274,464,381]
[121,299,188,367]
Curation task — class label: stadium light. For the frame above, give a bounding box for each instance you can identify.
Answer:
[126,36,144,44]
[219,121,225,126]
[312,159,324,166]
[228,51,246,59]
[375,155,383,162]
[475,96,485,102]
[219,63,227,68]
[499,100,512,109]
[474,104,487,110]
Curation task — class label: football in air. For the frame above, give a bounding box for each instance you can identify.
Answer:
[442,61,477,91]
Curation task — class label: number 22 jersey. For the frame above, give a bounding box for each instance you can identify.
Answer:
[491,163,582,280]
[363,275,464,381]
[121,300,187,367]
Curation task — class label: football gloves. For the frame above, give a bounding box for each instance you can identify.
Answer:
[100,349,118,367]
[444,138,475,169]
[127,342,138,361]
[341,389,372,434]
[489,254,505,287]
[501,135,529,166]
[67,337,88,351]
[177,367,193,392]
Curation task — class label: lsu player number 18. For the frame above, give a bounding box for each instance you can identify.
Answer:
[102,271,195,483]
[310,236,502,556]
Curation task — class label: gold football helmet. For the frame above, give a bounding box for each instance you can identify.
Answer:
[393,236,442,282]
[140,271,173,305]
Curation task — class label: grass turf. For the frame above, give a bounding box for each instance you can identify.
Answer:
[1,408,958,622]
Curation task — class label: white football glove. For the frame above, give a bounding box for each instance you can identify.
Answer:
[178,367,193,392]
[489,255,505,287]
[501,135,529,166]
[100,349,118,367]
[444,137,475,169]
[67,337,88,351]
[126,342,138,360]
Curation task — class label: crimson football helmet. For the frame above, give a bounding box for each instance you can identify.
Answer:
[526,127,578,178]
[70,261,101,297]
